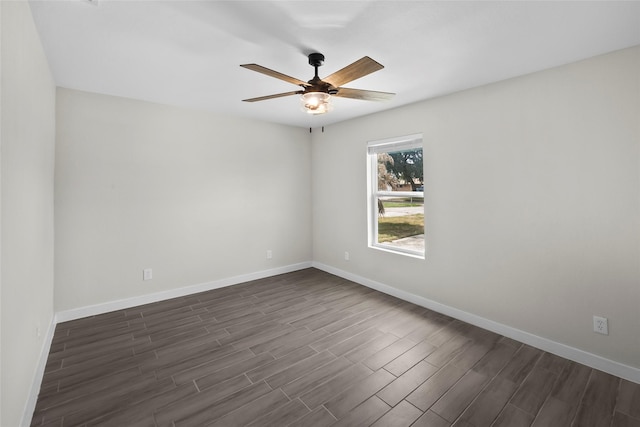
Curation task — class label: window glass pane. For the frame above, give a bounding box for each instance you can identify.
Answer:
[377,196,424,253]
[377,148,423,192]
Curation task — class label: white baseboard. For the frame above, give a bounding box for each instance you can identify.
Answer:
[55,262,313,323]
[21,315,56,427]
[312,261,640,384]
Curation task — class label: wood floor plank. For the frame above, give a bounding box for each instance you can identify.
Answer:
[246,345,318,382]
[310,322,374,352]
[344,332,400,363]
[299,363,373,409]
[572,369,620,427]
[286,406,336,427]
[362,337,417,371]
[376,305,424,334]
[531,360,592,427]
[425,320,470,347]
[264,350,336,389]
[616,379,640,420]
[133,326,210,354]
[274,303,327,325]
[290,308,346,330]
[370,400,422,427]
[223,313,282,335]
[171,348,256,385]
[86,382,198,427]
[531,396,578,427]
[412,410,451,427]
[218,320,284,346]
[611,412,640,427]
[245,398,310,427]
[491,403,534,427]
[509,366,558,415]
[430,370,490,422]
[405,316,453,344]
[168,381,272,427]
[194,352,276,390]
[206,389,291,427]
[227,323,295,350]
[321,308,382,335]
[144,343,236,378]
[151,330,223,359]
[449,340,494,371]
[471,342,520,378]
[249,327,313,354]
[280,356,353,399]
[453,375,518,426]
[153,375,252,426]
[535,351,570,375]
[29,268,635,427]
[324,369,396,419]
[328,327,385,357]
[267,327,329,358]
[406,362,468,412]
[425,335,472,368]
[58,353,156,392]
[383,340,437,376]
[549,360,592,405]
[47,333,136,365]
[330,396,390,427]
[495,344,542,385]
[35,366,142,413]
[377,360,439,407]
[58,375,175,426]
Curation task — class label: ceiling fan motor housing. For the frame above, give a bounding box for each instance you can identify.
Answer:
[308,53,325,67]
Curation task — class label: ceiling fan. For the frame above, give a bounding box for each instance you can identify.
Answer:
[240,53,395,115]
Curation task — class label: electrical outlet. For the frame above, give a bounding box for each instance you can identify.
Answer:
[143,268,153,281]
[593,316,608,335]
[267,250,273,260]
[344,251,350,261]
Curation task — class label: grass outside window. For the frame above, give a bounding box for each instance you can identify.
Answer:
[377,214,424,242]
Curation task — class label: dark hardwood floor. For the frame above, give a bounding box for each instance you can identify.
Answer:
[31,268,640,427]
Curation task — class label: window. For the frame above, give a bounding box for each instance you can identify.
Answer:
[367,134,424,258]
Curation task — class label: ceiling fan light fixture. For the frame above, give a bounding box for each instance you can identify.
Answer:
[301,92,332,115]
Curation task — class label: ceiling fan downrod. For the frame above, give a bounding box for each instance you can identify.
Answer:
[308,53,324,80]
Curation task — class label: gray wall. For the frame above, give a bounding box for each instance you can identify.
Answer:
[311,46,640,369]
[54,89,312,311]
[1,1,56,425]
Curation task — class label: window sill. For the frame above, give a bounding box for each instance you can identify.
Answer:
[369,243,425,260]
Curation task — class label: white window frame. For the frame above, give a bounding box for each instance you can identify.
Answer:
[367,133,425,258]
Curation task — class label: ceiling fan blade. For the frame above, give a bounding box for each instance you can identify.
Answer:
[323,57,384,88]
[334,87,395,101]
[242,91,302,102]
[240,64,309,87]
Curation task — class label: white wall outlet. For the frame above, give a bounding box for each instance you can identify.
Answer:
[593,316,608,335]
[143,268,153,281]
[344,251,350,261]
[266,250,272,260]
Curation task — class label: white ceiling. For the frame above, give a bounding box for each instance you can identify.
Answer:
[29,1,640,128]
